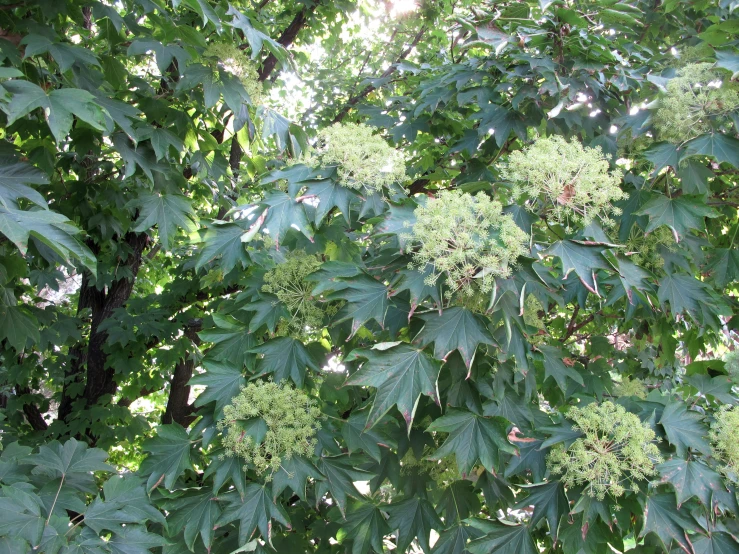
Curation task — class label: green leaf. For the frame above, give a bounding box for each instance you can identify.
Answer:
[29,438,112,478]
[414,307,495,370]
[189,360,245,414]
[658,458,725,507]
[658,272,712,321]
[685,374,737,405]
[199,314,256,369]
[538,345,584,392]
[260,191,312,248]
[195,221,251,272]
[108,526,169,554]
[341,411,391,462]
[302,179,354,225]
[130,192,197,249]
[658,402,711,457]
[0,305,39,351]
[0,206,96,272]
[0,496,44,547]
[640,493,697,552]
[677,159,713,195]
[515,481,567,539]
[684,133,739,168]
[373,202,416,251]
[345,343,441,429]
[437,480,481,523]
[431,523,482,554]
[716,49,739,78]
[541,240,610,294]
[706,248,739,287]
[342,501,390,554]
[271,457,323,502]
[2,80,106,142]
[644,142,681,173]
[504,439,547,482]
[250,336,320,388]
[692,532,739,554]
[427,410,515,477]
[326,274,390,336]
[390,266,443,315]
[217,485,290,547]
[164,489,221,551]
[466,520,538,554]
[0,158,48,208]
[635,194,718,239]
[243,294,290,334]
[140,424,193,491]
[315,456,372,516]
[385,497,442,553]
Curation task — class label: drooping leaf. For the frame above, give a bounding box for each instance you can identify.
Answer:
[326,274,390,336]
[538,345,584,392]
[640,493,697,552]
[216,485,290,547]
[250,336,320,387]
[271,457,323,502]
[130,192,198,249]
[659,402,712,457]
[658,458,726,507]
[426,410,515,477]
[414,307,495,370]
[541,240,610,294]
[684,133,739,168]
[315,456,372,516]
[140,425,193,491]
[466,519,538,554]
[260,191,313,247]
[431,523,483,554]
[341,501,390,554]
[514,481,568,539]
[164,488,221,551]
[385,497,443,554]
[345,343,441,429]
[635,194,718,239]
[189,360,245,414]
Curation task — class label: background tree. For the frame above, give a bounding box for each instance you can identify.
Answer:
[1,0,739,553]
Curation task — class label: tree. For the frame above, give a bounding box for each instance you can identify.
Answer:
[0,0,738,552]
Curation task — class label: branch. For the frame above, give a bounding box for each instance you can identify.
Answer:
[162,325,202,427]
[332,25,426,124]
[258,1,324,82]
[15,386,48,431]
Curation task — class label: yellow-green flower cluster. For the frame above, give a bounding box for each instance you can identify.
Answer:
[547,401,661,499]
[262,251,323,338]
[710,405,739,482]
[218,381,321,478]
[723,350,739,385]
[407,190,529,297]
[653,63,739,144]
[313,123,406,193]
[623,226,676,272]
[400,447,457,486]
[203,43,263,105]
[502,136,625,228]
[613,376,648,399]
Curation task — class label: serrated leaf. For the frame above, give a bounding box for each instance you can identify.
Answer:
[250,336,319,387]
[260,191,313,247]
[327,274,390,336]
[302,179,354,225]
[414,307,495,370]
[541,240,609,294]
[130,192,197,249]
[706,248,739,287]
[466,520,538,554]
[217,485,290,547]
[342,501,390,554]
[431,523,482,554]
[684,133,739,167]
[427,410,515,477]
[29,438,112,478]
[315,456,372,516]
[140,424,193,491]
[635,194,718,239]
[345,343,441,429]
[189,360,245,414]
[164,488,221,551]
[0,158,48,208]
[640,492,697,552]
[514,481,567,539]
[659,402,711,456]
[658,458,725,507]
[658,272,711,321]
[386,497,442,553]
[195,221,251,272]
[108,526,169,554]
[0,305,39,351]
[243,294,289,334]
[538,345,584,392]
[271,457,323,502]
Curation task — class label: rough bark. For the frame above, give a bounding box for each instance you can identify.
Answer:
[162,322,202,427]
[16,386,48,431]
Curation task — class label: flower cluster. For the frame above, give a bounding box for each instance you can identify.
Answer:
[218,381,321,478]
[547,401,661,499]
[653,63,739,144]
[522,294,546,344]
[313,123,406,193]
[502,136,625,229]
[623,226,676,272]
[203,43,263,105]
[400,446,457,486]
[613,376,647,399]
[262,251,323,338]
[406,190,529,297]
[710,405,739,482]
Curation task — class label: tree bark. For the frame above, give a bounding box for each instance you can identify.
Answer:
[16,386,48,431]
[162,323,202,427]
